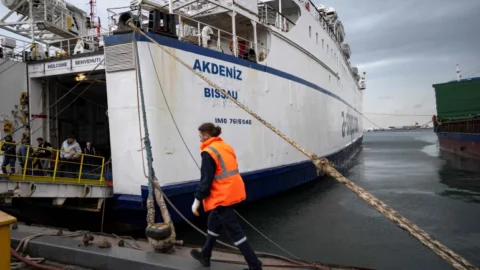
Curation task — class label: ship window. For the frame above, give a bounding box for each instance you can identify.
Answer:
[322,39,324,49]
[309,26,311,37]
[316,33,318,44]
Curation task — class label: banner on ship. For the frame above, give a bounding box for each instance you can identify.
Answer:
[72,55,105,68]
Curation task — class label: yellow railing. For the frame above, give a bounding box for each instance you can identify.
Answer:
[0,141,106,185]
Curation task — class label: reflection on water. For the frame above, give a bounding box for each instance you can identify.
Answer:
[437,150,480,203]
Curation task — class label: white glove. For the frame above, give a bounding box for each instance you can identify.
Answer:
[191,198,200,216]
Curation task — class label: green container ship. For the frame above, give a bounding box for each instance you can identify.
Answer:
[433,65,480,158]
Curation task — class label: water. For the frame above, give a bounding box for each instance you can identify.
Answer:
[178,130,480,269]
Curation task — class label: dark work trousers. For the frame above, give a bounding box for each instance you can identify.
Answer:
[202,206,262,270]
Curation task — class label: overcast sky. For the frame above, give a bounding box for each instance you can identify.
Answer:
[1,0,479,128]
[319,0,480,128]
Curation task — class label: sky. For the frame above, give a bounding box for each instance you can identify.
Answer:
[319,0,480,128]
[1,0,480,128]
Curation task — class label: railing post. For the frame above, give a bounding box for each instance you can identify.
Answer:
[22,146,31,180]
[231,11,237,57]
[44,0,47,21]
[265,4,267,24]
[78,155,84,183]
[179,15,183,38]
[252,20,258,62]
[217,29,220,50]
[197,22,201,46]
[53,151,59,182]
[100,157,105,183]
[67,39,70,56]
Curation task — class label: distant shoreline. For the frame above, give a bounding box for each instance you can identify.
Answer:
[364,128,434,133]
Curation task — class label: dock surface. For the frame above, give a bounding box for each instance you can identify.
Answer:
[10,224,306,270]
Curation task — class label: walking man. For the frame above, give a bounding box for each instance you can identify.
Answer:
[190,123,263,270]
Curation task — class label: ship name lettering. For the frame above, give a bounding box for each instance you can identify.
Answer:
[204,87,238,100]
[341,111,359,137]
[193,59,242,81]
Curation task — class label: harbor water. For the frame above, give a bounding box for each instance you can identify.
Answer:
[178,129,480,269]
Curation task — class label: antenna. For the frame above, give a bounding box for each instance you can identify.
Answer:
[456,64,462,81]
[89,0,101,37]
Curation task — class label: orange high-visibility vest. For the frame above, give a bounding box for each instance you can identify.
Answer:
[200,137,246,212]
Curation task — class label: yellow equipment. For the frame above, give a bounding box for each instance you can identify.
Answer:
[20,92,28,106]
[0,211,17,270]
[3,120,13,134]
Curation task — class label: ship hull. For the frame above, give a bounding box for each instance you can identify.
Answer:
[103,32,364,225]
[114,135,362,226]
[436,132,480,159]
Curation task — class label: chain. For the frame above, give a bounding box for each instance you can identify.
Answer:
[126,21,478,270]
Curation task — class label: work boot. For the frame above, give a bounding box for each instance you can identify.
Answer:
[202,234,217,258]
[237,241,262,270]
[190,249,211,267]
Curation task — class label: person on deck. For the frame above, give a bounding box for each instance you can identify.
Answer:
[190,123,263,270]
[33,137,52,175]
[1,135,17,175]
[18,138,34,176]
[83,142,98,179]
[59,135,82,177]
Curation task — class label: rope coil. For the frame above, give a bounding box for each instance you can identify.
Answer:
[125,20,478,270]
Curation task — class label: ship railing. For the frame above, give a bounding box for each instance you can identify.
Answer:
[178,15,270,62]
[436,118,480,134]
[0,141,107,185]
[106,6,270,62]
[27,31,111,62]
[0,34,33,62]
[1,31,111,63]
[258,3,295,33]
[296,0,339,44]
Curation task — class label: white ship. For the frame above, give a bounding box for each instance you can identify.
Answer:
[0,0,365,225]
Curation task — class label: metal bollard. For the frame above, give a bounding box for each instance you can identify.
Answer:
[0,211,17,270]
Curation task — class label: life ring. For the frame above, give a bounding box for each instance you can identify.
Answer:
[305,1,310,11]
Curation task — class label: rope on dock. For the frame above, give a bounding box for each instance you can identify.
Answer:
[126,22,478,270]
[132,35,180,250]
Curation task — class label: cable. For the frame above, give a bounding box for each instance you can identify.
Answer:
[146,43,303,261]
[360,114,386,130]
[0,60,20,75]
[10,58,105,136]
[53,79,108,109]
[10,248,62,270]
[29,74,104,136]
[457,65,480,80]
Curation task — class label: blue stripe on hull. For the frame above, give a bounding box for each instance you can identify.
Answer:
[104,33,360,113]
[113,136,363,227]
[436,131,480,143]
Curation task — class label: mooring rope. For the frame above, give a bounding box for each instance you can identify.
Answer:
[126,21,478,270]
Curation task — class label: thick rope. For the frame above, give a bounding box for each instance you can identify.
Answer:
[126,22,478,270]
[133,33,178,247]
